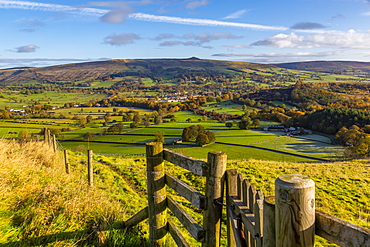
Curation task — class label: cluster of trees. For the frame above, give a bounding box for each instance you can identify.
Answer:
[181,125,216,146]
[335,125,370,157]
[289,107,370,135]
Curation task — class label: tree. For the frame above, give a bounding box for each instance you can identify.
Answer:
[86,115,93,124]
[83,132,94,141]
[108,125,119,134]
[225,122,233,129]
[155,131,165,143]
[242,104,248,112]
[133,112,141,125]
[205,130,216,143]
[154,115,163,125]
[196,133,209,146]
[117,122,124,133]
[252,119,260,128]
[238,119,250,130]
[182,127,190,141]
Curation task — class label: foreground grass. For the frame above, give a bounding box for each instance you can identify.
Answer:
[0,140,147,246]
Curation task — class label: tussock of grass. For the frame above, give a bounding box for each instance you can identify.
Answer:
[0,140,146,246]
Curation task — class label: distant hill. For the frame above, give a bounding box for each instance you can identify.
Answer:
[274,61,370,75]
[0,58,275,84]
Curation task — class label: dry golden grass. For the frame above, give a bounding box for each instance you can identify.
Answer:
[0,140,144,246]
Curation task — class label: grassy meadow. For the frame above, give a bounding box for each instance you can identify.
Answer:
[0,140,148,246]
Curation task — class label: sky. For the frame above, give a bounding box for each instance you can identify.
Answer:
[1,0,370,69]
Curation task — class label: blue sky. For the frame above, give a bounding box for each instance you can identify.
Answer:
[1,0,370,69]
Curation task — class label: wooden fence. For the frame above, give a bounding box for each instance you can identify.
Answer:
[226,169,370,247]
[124,142,226,246]
[63,141,369,246]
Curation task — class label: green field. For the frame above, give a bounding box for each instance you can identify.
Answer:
[0,91,107,109]
[0,102,344,162]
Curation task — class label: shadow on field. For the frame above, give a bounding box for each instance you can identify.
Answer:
[0,224,145,247]
[285,143,332,154]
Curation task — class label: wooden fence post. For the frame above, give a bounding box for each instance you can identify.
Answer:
[52,134,57,152]
[64,149,70,174]
[146,142,167,246]
[203,151,227,247]
[263,196,275,247]
[275,174,315,247]
[226,169,238,247]
[44,128,49,145]
[88,150,93,186]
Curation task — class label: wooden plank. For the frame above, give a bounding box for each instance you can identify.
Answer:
[166,174,206,209]
[242,179,251,246]
[237,173,244,200]
[229,196,256,237]
[203,151,227,247]
[254,199,263,247]
[228,207,248,247]
[168,220,191,247]
[163,149,208,176]
[167,196,205,242]
[226,169,238,247]
[315,210,370,246]
[124,207,148,228]
[248,184,256,213]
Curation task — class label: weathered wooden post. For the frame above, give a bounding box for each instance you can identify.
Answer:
[275,174,315,247]
[146,142,167,246]
[203,151,227,247]
[88,150,93,186]
[64,149,70,174]
[263,196,275,247]
[52,134,57,152]
[44,128,49,145]
[226,169,238,247]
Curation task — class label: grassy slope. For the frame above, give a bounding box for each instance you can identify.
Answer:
[0,140,147,246]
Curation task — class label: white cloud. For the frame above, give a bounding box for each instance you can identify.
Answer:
[186,0,209,10]
[15,45,39,53]
[212,51,342,58]
[130,13,288,31]
[0,0,107,16]
[0,1,325,33]
[222,45,250,49]
[154,33,176,40]
[100,6,135,24]
[252,30,370,49]
[159,40,212,48]
[223,9,248,20]
[182,32,242,43]
[103,33,141,45]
